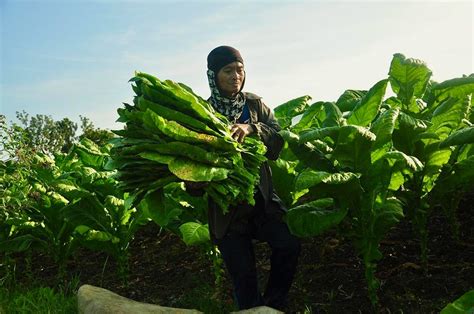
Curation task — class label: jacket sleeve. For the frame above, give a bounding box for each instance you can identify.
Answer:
[250,100,284,161]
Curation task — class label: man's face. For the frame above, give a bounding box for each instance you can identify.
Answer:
[216,61,245,98]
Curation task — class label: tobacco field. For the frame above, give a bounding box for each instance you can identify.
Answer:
[1,53,473,313]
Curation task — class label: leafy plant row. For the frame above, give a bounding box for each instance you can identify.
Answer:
[0,138,145,283]
[1,53,472,307]
[270,53,474,304]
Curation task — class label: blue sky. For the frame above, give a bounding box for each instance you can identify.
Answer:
[1,0,472,130]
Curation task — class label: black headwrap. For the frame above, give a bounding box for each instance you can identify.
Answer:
[207,46,244,74]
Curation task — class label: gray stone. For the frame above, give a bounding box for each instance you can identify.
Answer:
[233,306,284,314]
[77,284,202,314]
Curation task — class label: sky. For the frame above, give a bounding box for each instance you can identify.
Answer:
[1,0,473,131]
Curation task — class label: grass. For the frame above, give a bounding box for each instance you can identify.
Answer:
[0,286,77,314]
[172,280,237,313]
[0,272,79,314]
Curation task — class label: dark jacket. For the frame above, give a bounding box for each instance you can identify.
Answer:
[208,92,285,240]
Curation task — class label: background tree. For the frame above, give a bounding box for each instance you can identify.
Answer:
[16,111,77,154]
[78,115,115,147]
[11,112,115,155]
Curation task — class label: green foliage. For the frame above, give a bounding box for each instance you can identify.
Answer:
[179,222,210,246]
[1,54,472,310]
[284,199,347,237]
[0,286,77,314]
[274,95,312,129]
[440,126,474,148]
[275,91,416,305]
[172,280,237,313]
[388,55,473,265]
[0,136,143,284]
[15,111,78,154]
[441,290,474,314]
[388,53,432,110]
[78,115,115,147]
[111,72,267,215]
[347,79,388,127]
[271,52,473,306]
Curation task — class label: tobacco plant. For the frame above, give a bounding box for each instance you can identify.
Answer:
[271,53,473,305]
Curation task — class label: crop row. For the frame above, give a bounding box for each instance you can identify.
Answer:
[1,53,473,306]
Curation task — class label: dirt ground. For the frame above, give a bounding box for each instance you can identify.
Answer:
[11,191,474,313]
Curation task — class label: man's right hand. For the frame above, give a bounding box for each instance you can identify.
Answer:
[184,181,208,197]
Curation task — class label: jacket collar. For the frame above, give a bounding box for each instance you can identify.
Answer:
[244,92,261,124]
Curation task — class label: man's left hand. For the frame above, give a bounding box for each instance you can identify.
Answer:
[230,124,254,143]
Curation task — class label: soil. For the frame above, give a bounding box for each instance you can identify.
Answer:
[8,191,474,313]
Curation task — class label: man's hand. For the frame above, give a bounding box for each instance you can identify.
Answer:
[230,124,254,143]
[184,181,208,197]
[184,181,209,190]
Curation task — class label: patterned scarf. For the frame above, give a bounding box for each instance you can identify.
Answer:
[207,69,246,123]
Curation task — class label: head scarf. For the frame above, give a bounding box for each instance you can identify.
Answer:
[207,46,246,123]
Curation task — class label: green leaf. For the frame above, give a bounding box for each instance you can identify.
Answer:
[370,108,400,162]
[295,170,363,209]
[0,234,46,252]
[354,197,404,263]
[441,289,474,314]
[295,169,360,191]
[53,181,90,201]
[274,95,312,129]
[136,73,226,132]
[137,96,220,136]
[383,151,424,172]
[424,148,452,178]
[73,227,118,256]
[139,152,175,165]
[414,132,440,142]
[428,97,470,141]
[430,156,474,206]
[285,200,347,237]
[372,197,404,241]
[292,101,325,132]
[299,126,339,143]
[62,196,111,231]
[457,143,474,162]
[179,222,210,245]
[452,157,474,183]
[331,125,376,172]
[139,189,182,227]
[164,79,223,125]
[285,140,335,172]
[399,112,431,130]
[295,170,331,191]
[322,102,344,128]
[123,141,232,168]
[104,195,131,226]
[388,53,432,109]
[336,90,367,112]
[269,159,297,207]
[142,109,236,151]
[279,130,300,144]
[392,112,431,155]
[347,79,388,127]
[168,158,229,182]
[74,140,109,169]
[439,126,474,148]
[431,76,474,104]
[47,191,69,206]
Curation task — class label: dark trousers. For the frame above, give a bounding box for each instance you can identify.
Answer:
[215,212,301,310]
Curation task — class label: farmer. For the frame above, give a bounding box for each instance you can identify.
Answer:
[203,45,300,310]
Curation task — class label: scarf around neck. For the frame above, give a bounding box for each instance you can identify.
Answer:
[207,69,246,124]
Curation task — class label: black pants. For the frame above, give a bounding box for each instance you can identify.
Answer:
[215,210,301,310]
